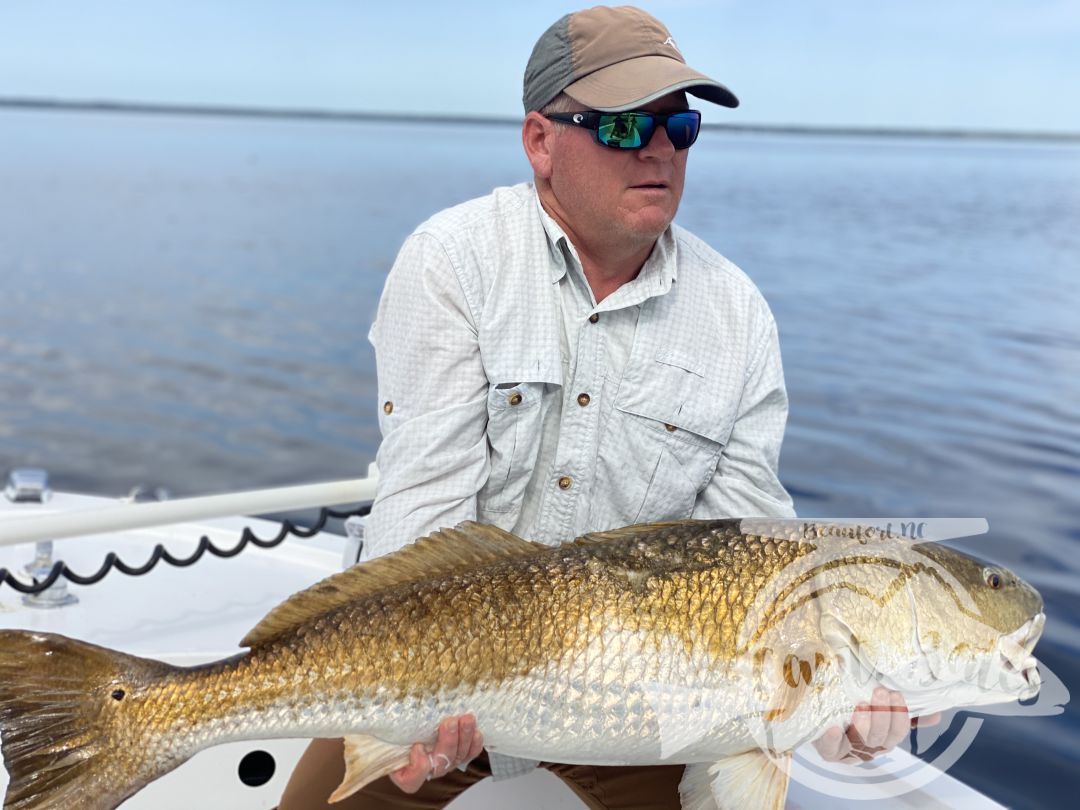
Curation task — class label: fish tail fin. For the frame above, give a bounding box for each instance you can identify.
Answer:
[0,630,182,810]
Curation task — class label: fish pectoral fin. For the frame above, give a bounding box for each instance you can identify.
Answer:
[679,751,791,810]
[329,734,413,803]
[679,762,722,810]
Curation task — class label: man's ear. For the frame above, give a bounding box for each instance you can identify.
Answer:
[522,112,556,179]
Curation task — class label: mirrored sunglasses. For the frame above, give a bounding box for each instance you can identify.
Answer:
[544,109,702,150]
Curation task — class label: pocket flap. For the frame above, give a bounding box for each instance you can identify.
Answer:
[615,358,736,446]
[655,347,705,378]
[482,351,563,390]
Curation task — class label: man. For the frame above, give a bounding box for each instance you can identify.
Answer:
[280,6,932,809]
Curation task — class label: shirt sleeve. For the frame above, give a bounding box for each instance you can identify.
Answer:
[694,315,797,519]
[364,231,490,559]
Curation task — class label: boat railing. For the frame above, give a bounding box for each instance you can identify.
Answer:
[0,468,379,600]
[0,471,378,548]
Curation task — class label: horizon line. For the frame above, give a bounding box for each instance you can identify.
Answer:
[2,96,1078,144]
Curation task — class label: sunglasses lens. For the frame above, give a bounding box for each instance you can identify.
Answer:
[665,112,700,149]
[597,113,654,149]
[594,112,701,149]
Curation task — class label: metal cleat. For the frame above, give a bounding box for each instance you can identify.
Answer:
[4,468,78,608]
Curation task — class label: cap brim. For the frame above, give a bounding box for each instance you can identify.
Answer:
[563,55,739,111]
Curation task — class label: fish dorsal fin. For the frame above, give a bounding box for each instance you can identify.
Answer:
[240,522,543,648]
[571,520,702,547]
[330,734,412,802]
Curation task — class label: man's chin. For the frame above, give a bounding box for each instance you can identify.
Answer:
[618,199,677,231]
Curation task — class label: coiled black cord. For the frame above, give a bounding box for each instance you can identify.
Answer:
[0,503,371,595]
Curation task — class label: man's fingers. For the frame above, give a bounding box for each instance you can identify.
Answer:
[813,725,851,762]
[468,730,485,762]
[389,743,429,793]
[914,712,942,727]
[817,690,924,766]
[881,690,911,750]
[863,687,893,748]
[430,717,459,776]
[850,701,873,748]
[388,715,486,794]
[455,715,476,764]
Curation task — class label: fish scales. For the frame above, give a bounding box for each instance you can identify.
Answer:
[160,523,815,750]
[124,522,816,768]
[0,519,1045,810]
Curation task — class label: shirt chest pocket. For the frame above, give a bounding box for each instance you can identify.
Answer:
[478,380,548,514]
[602,351,737,524]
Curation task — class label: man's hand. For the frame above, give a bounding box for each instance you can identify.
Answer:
[389,715,484,793]
[813,688,942,763]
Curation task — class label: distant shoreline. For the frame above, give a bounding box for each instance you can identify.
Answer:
[2,96,1078,144]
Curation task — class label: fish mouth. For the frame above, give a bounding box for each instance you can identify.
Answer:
[998,613,1044,698]
[1000,653,1040,690]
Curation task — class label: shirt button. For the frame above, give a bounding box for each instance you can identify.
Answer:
[508,392,523,406]
[383,401,394,415]
[664,423,677,432]
[557,476,572,490]
[576,393,591,407]
[588,313,600,324]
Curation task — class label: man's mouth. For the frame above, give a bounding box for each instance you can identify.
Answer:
[630,182,668,190]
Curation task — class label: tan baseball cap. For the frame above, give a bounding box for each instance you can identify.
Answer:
[523,5,738,113]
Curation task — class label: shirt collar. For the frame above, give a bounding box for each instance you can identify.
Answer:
[532,186,573,284]
[640,226,679,289]
[531,184,679,301]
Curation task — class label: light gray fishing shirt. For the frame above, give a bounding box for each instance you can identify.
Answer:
[365,181,795,778]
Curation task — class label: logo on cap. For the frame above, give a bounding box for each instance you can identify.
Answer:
[662,36,681,54]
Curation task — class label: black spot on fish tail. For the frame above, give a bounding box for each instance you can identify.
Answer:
[0,630,182,810]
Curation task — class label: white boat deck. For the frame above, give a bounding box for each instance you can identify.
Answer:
[0,491,1004,809]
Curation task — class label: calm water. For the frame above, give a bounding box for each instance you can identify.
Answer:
[1,109,1078,806]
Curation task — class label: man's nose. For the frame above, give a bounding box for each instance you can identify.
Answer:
[639,124,676,159]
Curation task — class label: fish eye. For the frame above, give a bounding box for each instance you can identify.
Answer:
[111,689,126,701]
[984,569,1002,590]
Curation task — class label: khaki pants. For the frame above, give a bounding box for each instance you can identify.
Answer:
[278,739,684,810]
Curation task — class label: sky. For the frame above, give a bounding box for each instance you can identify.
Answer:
[1,0,1078,133]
